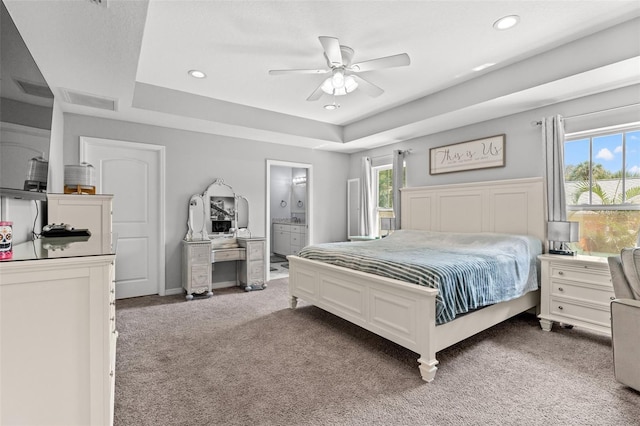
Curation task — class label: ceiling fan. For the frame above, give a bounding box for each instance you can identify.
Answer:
[268,36,410,102]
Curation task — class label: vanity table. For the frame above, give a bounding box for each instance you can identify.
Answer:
[182,179,266,299]
[0,237,117,426]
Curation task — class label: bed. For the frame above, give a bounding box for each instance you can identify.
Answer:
[287,177,545,382]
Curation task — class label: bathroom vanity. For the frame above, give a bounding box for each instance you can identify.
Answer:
[182,179,266,298]
[272,221,308,256]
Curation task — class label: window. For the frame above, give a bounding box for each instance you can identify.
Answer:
[564,125,640,256]
[373,164,405,235]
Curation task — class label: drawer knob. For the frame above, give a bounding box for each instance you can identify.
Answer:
[558,287,564,292]
[558,305,564,310]
[610,296,615,301]
[558,271,564,276]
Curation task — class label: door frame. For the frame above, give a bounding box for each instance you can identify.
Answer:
[80,137,167,296]
[266,159,313,281]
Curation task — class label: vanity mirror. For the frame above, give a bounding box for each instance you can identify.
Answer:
[185,178,250,245]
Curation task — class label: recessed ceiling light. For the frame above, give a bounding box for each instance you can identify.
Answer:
[188,69,206,79]
[472,63,496,72]
[324,103,340,110]
[493,15,520,30]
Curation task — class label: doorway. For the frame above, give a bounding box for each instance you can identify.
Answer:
[266,160,312,281]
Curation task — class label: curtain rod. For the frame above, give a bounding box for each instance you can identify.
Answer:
[533,102,640,126]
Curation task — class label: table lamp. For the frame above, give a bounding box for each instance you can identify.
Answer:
[547,221,579,256]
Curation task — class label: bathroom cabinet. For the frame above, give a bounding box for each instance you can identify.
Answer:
[272,223,307,256]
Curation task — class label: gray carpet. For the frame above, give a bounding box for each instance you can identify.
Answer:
[114,278,640,426]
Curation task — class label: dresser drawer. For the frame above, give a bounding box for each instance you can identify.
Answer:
[550,299,611,327]
[191,264,210,286]
[290,225,303,233]
[212,248,245,262]
[189,247,212,264]
[551,281,615,306]
[247,243,264,260]
[273,224,289,232]
[248,262,265,281]
[550,263,611,286]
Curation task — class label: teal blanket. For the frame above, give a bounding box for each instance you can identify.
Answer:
[297,230,542,325]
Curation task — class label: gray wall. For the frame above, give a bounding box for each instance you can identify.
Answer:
[349,85,640,187]
[62,114,350,292]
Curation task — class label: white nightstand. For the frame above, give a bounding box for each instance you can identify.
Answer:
[538,254,614,336]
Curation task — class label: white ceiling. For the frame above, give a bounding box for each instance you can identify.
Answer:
[4,0,640,153]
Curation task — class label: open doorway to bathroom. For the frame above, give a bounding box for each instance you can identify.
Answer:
[266,160,312,281]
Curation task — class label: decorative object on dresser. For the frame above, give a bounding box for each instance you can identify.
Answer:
[183,179,266,299]
[607,248,640,392]
[547,220,579,255]
[64,162,96,194]
[288,177,544,382]
[538,254,614,335]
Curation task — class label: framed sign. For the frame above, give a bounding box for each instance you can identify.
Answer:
[430,134,505,175]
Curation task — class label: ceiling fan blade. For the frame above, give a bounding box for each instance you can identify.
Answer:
[319,36,343,67]
[306,83,325,101]
[352,75,384,97]
[350,53,410,72]
[269,68,329,75]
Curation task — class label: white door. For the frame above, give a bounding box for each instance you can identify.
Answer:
[81,137,165,299]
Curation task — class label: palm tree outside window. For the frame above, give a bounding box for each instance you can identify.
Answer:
[564,125,640,256]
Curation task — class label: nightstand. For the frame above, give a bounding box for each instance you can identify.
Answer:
[538,254,614,336]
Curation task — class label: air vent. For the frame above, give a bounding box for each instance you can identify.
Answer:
[87,0,108,7]
[61,88,117,111]
[14,78,54,99]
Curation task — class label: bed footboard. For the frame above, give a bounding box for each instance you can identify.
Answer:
[288,255,440,382]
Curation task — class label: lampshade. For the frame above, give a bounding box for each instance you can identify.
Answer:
[547,221,579,242]
[380,217,395,231]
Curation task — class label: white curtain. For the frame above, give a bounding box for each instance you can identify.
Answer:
[359,156,374,236]
[542,115,567,250]
[392,150,406,230]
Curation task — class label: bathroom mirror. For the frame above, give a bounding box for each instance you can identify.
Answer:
[185,178,250,244]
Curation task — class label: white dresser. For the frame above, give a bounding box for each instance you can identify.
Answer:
[538,254,614,336]
[0,240,117,426]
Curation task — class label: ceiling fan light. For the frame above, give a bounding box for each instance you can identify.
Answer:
[331,70,345,88]
[321,77,334,95]
[344,75,358,93]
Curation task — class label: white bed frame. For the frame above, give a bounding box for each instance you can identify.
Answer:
[288,177,545,382]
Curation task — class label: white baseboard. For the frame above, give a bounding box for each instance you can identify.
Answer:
[164,287,184,296]
[164,281,237,296]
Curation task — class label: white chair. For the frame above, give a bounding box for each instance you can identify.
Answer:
[607,248,640,392]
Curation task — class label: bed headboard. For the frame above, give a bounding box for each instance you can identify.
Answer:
[400,177,545,242]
